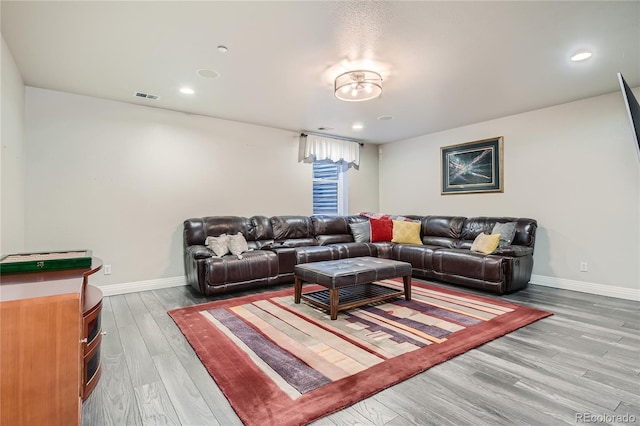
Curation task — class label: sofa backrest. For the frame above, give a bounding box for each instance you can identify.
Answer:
[421,216,465,248]
[183,215,275,250]
[270,216,318,247]
[184,214,537,252]
[311,215,354,245]
[457,217,537,249]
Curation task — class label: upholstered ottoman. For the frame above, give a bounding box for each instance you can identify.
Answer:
[294,256,412,319]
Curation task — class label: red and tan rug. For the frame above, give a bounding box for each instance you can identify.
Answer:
[169,279,552,426]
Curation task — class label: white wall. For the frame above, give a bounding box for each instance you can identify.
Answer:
[380,90,640,299]
[348,143,379,215]
[1,36,26,254]
[24,87,379,288]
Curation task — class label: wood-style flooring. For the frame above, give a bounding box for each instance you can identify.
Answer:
[82,281,640,426]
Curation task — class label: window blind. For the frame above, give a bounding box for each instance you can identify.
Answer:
[313,162,340,215]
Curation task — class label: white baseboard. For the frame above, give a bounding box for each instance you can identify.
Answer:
[530,274,639,302]
[99,276,186,297]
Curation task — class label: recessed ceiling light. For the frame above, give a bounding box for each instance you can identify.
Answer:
[570,50,592,62]
[179,87,195,95]
[377,115,393,121]
[196,69,220,79]
[352,123,364,130]
[217,45,228,53]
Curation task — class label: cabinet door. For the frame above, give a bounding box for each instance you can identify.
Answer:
[1,294,82,426]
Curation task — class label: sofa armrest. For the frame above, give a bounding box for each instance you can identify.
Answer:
[493,245,533,257]
[187,245,213,259]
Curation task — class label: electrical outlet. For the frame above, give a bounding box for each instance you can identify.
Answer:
[104,264,112,275]
[580,262,588,272]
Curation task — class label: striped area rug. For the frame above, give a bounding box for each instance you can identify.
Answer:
[169,279,552,426]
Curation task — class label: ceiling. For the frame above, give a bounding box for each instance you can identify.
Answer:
[2,1,639,144]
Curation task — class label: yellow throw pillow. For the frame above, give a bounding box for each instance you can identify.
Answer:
[470,232,501,254]
[391,220,423,245]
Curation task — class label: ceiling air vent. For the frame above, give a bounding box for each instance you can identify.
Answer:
[134,92,159,100]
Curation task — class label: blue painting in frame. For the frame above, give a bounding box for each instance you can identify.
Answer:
[441,137,504,194]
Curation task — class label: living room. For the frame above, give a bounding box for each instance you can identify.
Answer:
[1,2,639,425]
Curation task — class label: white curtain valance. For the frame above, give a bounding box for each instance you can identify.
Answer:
[301,134,360,170]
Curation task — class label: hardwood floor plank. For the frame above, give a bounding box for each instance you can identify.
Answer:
[83,298,142,426]
[111,295,164,388]
[348,398,401,426]
[383,374,511,426]
[124,292,173,357]
[320,406,377,426]
[133,381,181,425]
[152,352,219,426]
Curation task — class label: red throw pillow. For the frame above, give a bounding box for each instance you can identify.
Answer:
[369,218,393,242]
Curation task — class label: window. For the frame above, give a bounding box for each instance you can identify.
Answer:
[312,162,347,215]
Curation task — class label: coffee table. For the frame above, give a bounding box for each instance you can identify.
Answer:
[293,257,412,320]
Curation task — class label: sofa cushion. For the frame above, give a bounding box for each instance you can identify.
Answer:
[422,216,465,248]
[432,249,504,282]
[470,233,501,254]
[349,221,370,243]
[311,215,350,235]
[392,244,439,272]
[391,220,422,245]
[492,222,517,247]
[370,218,393,242]
[184,216,253,246]
[295,246,340,264]
[461,217,520,241]
[271,216,314,240]
[278,238,319,248]
[331,242,378,259]
[204,250,278,285]
[206,234,229,257]
[250,215,275,241]
[316,234,353,245]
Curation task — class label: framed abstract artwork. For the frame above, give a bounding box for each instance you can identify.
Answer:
[441,136,504,194]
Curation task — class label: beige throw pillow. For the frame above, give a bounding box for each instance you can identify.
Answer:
[206,234,229,257]
[470,232,501,255]
[228,232,250,259]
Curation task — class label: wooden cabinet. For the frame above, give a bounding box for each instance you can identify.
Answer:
[0,258,102,426]
[82,284,103,400]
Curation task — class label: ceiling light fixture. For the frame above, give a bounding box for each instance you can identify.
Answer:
[335,70,382,102]
[217,45,228,53]
[352,123,364,130]
[179,87,195,95]
[196,69,220,79]
[570,50,592,62]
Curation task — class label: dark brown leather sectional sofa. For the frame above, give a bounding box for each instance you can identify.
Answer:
[183,215,537,296]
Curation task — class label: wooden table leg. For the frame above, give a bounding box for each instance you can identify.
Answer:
[329,288,339,320]
[294,277,302,304]
[403,275,412,301]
